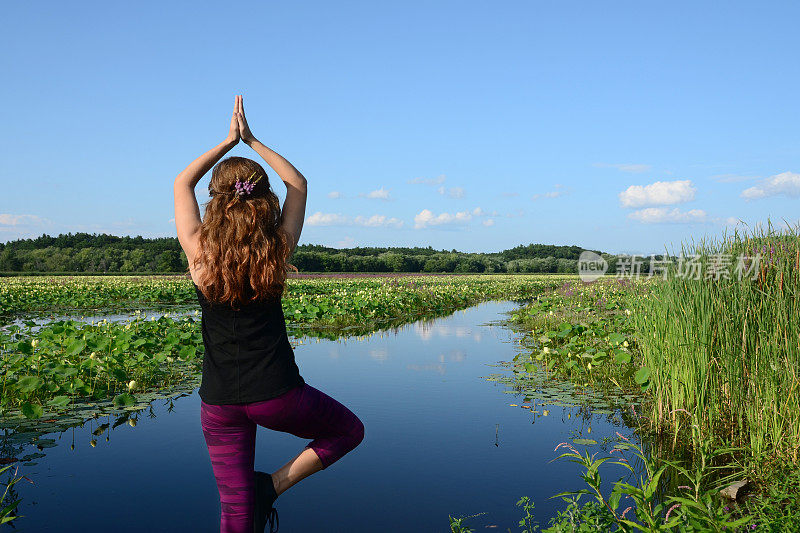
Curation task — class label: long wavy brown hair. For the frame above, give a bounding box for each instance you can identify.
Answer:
[190,156,297,309]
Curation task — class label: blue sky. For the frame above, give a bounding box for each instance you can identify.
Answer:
[1,1,799,255]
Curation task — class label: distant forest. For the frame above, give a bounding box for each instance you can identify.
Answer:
[0,233,617,274]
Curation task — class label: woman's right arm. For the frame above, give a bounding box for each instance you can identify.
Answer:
[236,99,307,255]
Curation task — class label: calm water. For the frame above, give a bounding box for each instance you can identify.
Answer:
[2,301,637,532]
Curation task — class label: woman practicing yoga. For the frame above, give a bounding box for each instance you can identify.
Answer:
[173,95,365,533]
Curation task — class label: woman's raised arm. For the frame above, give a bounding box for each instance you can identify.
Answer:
[173,96,240,261]
[236,97,307,255]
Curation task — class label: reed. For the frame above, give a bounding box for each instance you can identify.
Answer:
[629,220,800,463]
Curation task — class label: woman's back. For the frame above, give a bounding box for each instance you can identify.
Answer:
[194,281,305,405]
[175,96,362,532]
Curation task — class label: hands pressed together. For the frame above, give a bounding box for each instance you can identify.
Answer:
[226,94,256,145]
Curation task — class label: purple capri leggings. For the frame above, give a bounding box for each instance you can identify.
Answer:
[200,383,365,532]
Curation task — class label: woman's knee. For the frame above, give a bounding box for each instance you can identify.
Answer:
[347,415,365,450]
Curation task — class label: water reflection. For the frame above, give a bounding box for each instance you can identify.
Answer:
[405,362,446,374]
[368,348,388,362]
[1,300,641,532]
[1,306,199,334]
[413,320,482,342]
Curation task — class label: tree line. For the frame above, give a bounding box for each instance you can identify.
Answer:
[0,232,613,274]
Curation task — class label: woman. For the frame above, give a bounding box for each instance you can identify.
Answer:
[173,95,365,533]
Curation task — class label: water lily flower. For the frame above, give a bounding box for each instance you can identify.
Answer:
[127,380,137,391]
[623,341,629,348]
[31,339,39,348]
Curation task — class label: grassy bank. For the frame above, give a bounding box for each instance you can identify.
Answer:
[631,227,800,463]
[462,224,800,530]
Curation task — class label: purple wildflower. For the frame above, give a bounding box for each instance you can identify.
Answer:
[233,171,262,198]
[665,503,681,521]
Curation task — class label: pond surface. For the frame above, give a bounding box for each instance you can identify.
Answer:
[2,300,638,532]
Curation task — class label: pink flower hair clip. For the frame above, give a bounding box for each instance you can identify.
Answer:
[233,171,263,198]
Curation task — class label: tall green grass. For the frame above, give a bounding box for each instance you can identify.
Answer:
[629,221,800,463]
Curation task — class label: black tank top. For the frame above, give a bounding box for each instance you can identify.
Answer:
[194,281,305,405]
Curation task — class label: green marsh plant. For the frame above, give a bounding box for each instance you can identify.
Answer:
[629,222,800,463]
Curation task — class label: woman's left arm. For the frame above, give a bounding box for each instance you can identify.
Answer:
[173,96,241,262]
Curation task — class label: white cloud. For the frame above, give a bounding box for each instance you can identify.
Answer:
[334,236,355,248]
[112,218,136,228]
[593,163,652,173]
[741,172,800,200]
[327,191,343,199]
[482,219,495,227]
[367,188,391,199]
[0,214,54,239]
[628,207,707,224]
[0,214,51,227]
[414,209,475,229]
[473,208,500,217]
[411,205,491,229]
[306,212,350,226]
[409,174,466,198]
[408,174,446,185]
[437,186,465,199]
[619,180,696,207]
[352,214,404,228]
[305,211,403,228]
[358,187,391,200]
[532,184,568,200]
